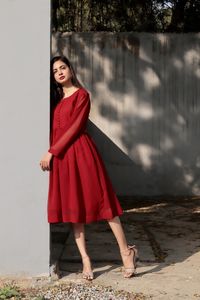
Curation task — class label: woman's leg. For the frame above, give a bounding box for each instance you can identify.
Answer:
[71,223,88,257]
[71,223,93,274]
[107,216,129,252]
[107,216,138,272]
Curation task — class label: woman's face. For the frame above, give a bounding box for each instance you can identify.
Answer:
[52,60,72,85]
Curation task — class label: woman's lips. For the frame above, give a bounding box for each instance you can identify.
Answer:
[59,76,65,80]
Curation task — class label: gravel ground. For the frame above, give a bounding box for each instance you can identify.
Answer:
[0,279,149,300]
[32,282,147,300]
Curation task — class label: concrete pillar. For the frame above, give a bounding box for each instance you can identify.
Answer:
[0,0,50,275]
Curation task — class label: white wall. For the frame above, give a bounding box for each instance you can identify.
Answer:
[0,0,50,275]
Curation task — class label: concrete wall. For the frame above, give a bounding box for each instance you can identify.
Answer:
[52,32,200,196]
[0,1,50,275]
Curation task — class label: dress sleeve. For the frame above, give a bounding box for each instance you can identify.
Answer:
[48,92,90,157]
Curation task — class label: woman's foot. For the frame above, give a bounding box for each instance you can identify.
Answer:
[120,245,139,278]
[82,255,94,280]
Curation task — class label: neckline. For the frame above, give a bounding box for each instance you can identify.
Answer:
[61,88,81,100]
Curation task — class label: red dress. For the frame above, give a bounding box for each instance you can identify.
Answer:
[47,87,123,223]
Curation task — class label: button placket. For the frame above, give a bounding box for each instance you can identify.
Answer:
[57,101,63,129]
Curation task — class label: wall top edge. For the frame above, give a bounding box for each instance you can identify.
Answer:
[52,31,200,37]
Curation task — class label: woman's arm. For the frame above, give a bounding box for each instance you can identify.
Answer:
[48,91,90,157]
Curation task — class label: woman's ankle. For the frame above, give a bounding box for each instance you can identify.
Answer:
[120,246,130,255]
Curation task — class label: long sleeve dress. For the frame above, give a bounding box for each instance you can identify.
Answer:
[47,87,123,224]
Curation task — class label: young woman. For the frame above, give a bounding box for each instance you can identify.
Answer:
[39,55,138,280]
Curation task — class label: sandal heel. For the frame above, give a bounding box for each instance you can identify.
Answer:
[120,244,139,278]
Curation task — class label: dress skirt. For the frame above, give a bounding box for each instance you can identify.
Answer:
[47,87,123,224]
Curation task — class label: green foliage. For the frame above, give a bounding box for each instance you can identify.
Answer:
[0,284,20,299]
[0,284,46,299]
[51,0,200,32]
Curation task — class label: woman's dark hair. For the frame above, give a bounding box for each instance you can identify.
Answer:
[49,55,83,144]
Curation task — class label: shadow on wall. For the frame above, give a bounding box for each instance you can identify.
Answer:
[52,32,200,197]
[87,121,152,195]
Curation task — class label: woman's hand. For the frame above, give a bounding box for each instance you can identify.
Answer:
[39,152,53,171]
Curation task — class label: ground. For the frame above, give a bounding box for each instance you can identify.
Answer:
[1,197,200,299]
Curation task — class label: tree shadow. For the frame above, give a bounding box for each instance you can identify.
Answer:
[52,32,200,196]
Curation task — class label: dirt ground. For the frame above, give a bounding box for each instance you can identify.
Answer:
[1,197,200,299]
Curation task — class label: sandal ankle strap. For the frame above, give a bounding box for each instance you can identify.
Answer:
[120,245,137,255]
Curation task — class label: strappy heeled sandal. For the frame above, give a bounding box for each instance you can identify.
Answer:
[82,256,94,281]
[120,245,139,278]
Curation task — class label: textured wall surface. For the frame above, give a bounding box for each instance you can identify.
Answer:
[0,1,50,275]
[52,32,200,196]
